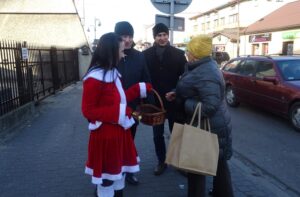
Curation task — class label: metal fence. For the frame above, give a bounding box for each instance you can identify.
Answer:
[0,40,79,116]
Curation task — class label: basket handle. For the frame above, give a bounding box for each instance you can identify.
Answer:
[151,89,166,111]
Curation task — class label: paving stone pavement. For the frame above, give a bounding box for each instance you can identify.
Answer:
[0,82,297,197]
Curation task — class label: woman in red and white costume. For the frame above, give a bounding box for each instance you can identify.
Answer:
[81,32,152,197]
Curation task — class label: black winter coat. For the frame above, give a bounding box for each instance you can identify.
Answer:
[118,48,151,110]
[143,45,186,112]
[175,56,232,160]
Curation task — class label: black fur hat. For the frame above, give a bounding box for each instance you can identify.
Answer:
[114,21,134,36]
[152,23,169,38]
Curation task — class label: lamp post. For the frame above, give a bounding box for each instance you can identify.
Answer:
[87,18,101,41]
[236,0,240,57]
[93,18,101,40]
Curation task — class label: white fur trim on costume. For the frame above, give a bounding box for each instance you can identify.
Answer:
[88,121,102,131]
[139,82,147,98]
[113,174,126,190]
[118,104,126,125]
[97,185,114,197]
[115,76,135,129]
[85,164,140,185]
[83,68,121,82]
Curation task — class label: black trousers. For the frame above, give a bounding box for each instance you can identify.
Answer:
[152,115,175,164]
[187,159,234,197]
[130,123,138,139]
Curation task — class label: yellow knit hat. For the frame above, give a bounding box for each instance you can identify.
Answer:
[186,35,212,59]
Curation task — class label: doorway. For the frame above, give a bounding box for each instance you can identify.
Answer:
[282,41,294,55]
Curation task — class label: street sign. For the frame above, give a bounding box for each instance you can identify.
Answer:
[21,48,28,60]
[151,0,192,14]
[155,14,185,31]
[151,0,192,44]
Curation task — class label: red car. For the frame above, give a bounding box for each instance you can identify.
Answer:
[221,55,300,131]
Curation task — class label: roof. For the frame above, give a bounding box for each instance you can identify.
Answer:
[244,0,300,34]
[190,0,250,20]
[0,0,88,48]
[213,27,246,41]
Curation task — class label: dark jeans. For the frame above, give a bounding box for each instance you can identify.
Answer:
[153,115,175,164]
[187,159,234,197]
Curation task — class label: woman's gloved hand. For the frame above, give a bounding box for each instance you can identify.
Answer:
[146,83,153,92]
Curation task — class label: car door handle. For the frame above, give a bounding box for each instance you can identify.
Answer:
[250,79,256,83]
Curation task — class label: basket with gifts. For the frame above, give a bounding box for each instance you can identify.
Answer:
[135,89,166,126]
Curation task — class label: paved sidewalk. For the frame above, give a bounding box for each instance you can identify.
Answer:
[0,83,296,197]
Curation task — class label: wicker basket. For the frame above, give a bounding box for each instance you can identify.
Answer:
[136,89,166,126]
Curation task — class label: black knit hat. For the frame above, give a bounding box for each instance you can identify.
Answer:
[114,21,134,36]
[152,23,169,38]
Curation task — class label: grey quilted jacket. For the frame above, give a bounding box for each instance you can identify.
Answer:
[175,56,232,160]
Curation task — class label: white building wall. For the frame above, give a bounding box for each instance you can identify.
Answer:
[190,0,296,58]
[240,29,300,56]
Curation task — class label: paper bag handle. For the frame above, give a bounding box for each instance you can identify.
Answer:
[189,102,211,132]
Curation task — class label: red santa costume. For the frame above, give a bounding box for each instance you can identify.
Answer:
[81,67,148,191]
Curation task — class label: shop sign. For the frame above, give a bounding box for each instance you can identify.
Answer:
[249,33,272,43]
[282,31,300,39]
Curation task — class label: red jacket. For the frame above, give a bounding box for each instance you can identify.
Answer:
[82,68,147,131]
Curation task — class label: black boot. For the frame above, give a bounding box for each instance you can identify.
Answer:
[114,189,123,197]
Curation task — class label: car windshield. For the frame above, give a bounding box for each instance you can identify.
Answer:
[277,60,300,81]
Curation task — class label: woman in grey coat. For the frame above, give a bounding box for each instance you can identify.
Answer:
[166,35,234,197]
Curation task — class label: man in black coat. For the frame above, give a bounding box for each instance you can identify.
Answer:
[115,21,151,186]
[143,23,187,176]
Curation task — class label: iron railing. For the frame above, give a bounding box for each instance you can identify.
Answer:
[0,40,79,116]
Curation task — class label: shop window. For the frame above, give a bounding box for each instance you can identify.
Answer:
[252,44,260,55]
[262,43,268,55]
[282,41,294,55]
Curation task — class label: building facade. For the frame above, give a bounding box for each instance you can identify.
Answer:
[189,0,295,58]
[240,0,300,56]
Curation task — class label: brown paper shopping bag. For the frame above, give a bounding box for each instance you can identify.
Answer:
[165,122,184,167]
[166,103,219,176]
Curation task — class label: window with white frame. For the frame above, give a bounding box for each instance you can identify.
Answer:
[214,19,219,28]
[206,21,210,30]
[193,25,198,32]
[219,17,225,26]
[201,23,205,31]
[229,14,238,24]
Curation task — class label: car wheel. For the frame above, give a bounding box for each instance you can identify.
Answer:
[225,86,239,107]
[289,102,300,132]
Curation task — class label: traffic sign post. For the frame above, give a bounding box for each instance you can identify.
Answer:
[155,14,185,31]
[151,0,192,45]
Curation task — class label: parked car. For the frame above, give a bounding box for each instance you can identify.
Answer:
[221,55,300,131]
[212,51,230,66]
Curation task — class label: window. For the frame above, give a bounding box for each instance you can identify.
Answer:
[193,25,198,32]
[256,61,275,78]
[201,23,205,31]
[219,17,225,26]
[229,14,238,24]
[223,59,242,73]
[214,19,219,28]
[237,60,256,76]
[277,60,300,81]
[206,22,210,30]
